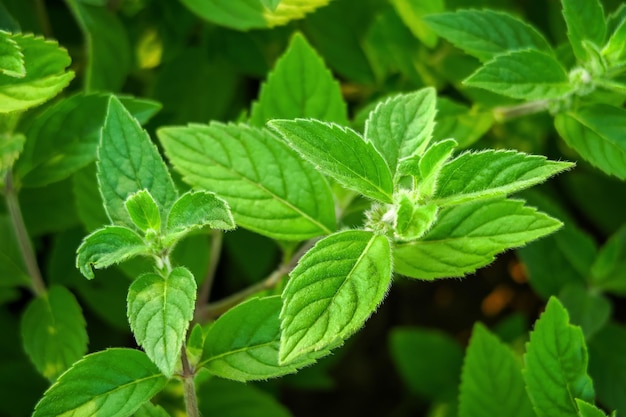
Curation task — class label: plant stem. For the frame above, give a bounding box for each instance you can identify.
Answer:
[180,345,199,417]
[193,230,223,322]
[492,99,550,122]
[196,237,319,321]
[34,0,53,38]
[4,172,46,296]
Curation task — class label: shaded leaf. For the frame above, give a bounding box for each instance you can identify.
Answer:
[562,0,606,62]
[558,283,612,339]
[588,323,626,414]
[390,0,444,48]
[590,225,626,295]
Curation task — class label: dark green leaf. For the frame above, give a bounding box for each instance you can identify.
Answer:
[590,225,626,295]
[588,322,626,414]
[0,214,29,288]
[558,283,612,339]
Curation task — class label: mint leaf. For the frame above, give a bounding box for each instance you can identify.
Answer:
[562,0,606,63]
[164,191,235,244]
[33,348,167,417]
[134,402,171,417]
[394,199,562,279]
[98,96,178,227]
[125,190,161,233]
[389,0,444,48]
[20,286,88,381]
[280,230,392,364]
[588,323,626,413]
[158,123,335,241]
[0,214,29,288]
[0,33,73,113]
[76,225,149,279]
[202,296,329,381]
[459,324,534,417]
[0,132,24,180]
[250,33,347,126]
[433,98,493,149]
[559,283,612,339]
[0,30,25,77]
[602,17,626,64]
[269,119,394,203]
[575,400,611,417]
[423,9,552,62]
[395,196,438,241]
[524,297,595,417]
[180,0,329,30]
[186,324,204,367]
[127,267,196,377]
[364,88,437,177]
[590,225,626,295]
[415,138,458,199]
[555,104,626,179]
[465,49,572,100]
[433,150,573,206]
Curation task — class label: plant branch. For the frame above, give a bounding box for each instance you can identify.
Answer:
[180,345,199,417]
[4,171,46,296]
[492,99,550,122]
[193,230,223,322]
[196,237,320,321]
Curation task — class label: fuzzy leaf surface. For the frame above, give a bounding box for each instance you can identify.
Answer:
[76,225,149,279]
[33,348,167,417]
[555,104,626,179]
[180,0,329,30]
[465,50,571,100]
[98,96,178,227]
[0,33,73,113]
[523,297,595,417]
[280,230,392,364]
[269,119,394,203]
[159,123,335,240]
[364,88,436,177]
[423,9,552,62]
[127,267,196,377]
[0,30,24,77]
[433,150,573,206]
[21,286,88,381]
[125,190,161,233]
[562,0,606,62]
[202,296,330,381]
[250,32,347,126]
[459,323,534,417]
[394,199,562,279]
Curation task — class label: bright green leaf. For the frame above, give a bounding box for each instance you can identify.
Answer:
[269,119,394,203]
[76,225,149,279]
[0,132,24,179]
[465,49,572,100]
[158,123,335,241]
[459,323,534,417]
[133,402,171,417]
[389,0,444,48]
[98,96,178,227]
[250,32,347,126]
[562,0,606,63]
[280,230,392,364]
[433,150,573,206]
[559,283,612,339]
[180,0,329,30]
[602,17,626,64]
[165,191,235,244]
[0,33,73,113]
[202,296,330,381]
[0,30,24,77]
[125,190,161,233]
[364,88,437,177]
[523,297,595,417]
[588,323,626,413]
[394,199,562,279]
[590,225,626,295]
[20,286,88,381]
[261,0,281,11]
[416,138,458,199]
[186,324,204,367]
[32,348,168,417]
[576,400,610,417]
[423,9,552,62]
[395,196,438,241]
[555,104,626,180]
[127,267,196,377]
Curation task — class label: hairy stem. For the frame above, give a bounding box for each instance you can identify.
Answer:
[180,345,199,417]
[492,99,550,122]
[194,230,223,322]
[4,172,46,296]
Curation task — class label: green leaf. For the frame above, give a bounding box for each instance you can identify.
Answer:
[158,123,335,241]
[575,400,610,417]
[394,199,562,279]
[558,283,612,339]
[269,119,394,203]
[423,9,552,62]
[73,163,110,232]
[364,88,437,177]
[133,402,171,417]
[33,348,168,417]
[523,297,595,417]
[414,138,458,199]
[459,323,534,417]
[280,230,392,364]
[98,96,178,227]
[433,149,573,206]
[186,324,204,367]
[180,0,329,30]
[555,104,626,180]
[590,225,626,294]
[20,286,88,381]
[76,225,149,279]
[127,267,196,377]
[389,0,444,48]
[588,323,626,413]
[249,33,347,126]
[0,30,24,77]
[389,327,463,401]
[0,132,24,179]
[602,16,626,64]
[202,296,329,381]
[395,196,438,241]
[0,214,29,288]
[433,98,493,149]
[66,0,131,91]
[465,49,572,100]
[125,190,161,233]
[562,0,606,63]
[0,33,73,113]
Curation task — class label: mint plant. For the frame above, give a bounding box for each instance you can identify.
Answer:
[2,0,626,416]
